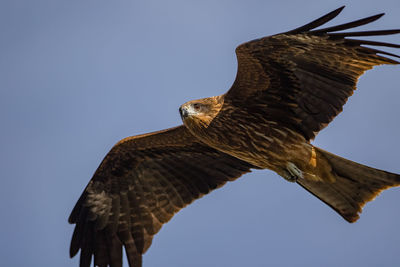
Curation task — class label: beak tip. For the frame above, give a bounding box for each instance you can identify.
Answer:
[179,106,188,119]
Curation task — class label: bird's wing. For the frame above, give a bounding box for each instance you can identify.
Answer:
[69,125,254,267]
[225,6,400,140]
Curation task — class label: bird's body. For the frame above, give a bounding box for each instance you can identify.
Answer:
[69,7,400,267]
[181,95,318,181]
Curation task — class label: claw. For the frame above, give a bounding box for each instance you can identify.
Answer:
[282,162,303,182]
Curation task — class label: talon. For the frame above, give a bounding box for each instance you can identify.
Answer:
[281,170,297,183]
[283,162,303,182]
[282,173,297,182]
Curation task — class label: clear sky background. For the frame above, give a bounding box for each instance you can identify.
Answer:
[1,0,400,266]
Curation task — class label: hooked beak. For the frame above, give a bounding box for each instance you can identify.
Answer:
[179,106,188,119]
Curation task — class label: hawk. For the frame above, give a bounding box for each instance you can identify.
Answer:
[69,6,400,267]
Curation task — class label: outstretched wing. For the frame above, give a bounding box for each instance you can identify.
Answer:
[69,126,254,267]
[225,6,400,140]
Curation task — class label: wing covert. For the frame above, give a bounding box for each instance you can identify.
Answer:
[68,126,254,267]
[226,6,400,140]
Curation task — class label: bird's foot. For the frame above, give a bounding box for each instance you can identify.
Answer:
[282,162,303,183]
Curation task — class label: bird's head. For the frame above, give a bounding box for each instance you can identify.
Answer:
[179,95,224,130]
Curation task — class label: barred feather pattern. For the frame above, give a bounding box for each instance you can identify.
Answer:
[69,126,254,267]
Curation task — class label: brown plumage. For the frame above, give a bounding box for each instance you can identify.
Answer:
[69,6,400,267]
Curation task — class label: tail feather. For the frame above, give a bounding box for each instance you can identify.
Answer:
[297,147,400,222]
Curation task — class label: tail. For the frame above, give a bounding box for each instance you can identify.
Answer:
[297,147,400,222]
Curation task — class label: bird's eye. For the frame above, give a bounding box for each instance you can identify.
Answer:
[193,103,201,111]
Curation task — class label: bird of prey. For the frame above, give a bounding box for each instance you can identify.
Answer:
[69,6,400,267]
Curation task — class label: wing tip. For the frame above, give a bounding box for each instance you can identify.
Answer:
[286,7,393,36]
[337,5,346,12]
[286,7,400,63]
[285,6,345,34]
[328,5,346,17]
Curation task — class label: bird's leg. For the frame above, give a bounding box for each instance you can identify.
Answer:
[282,162,303,182]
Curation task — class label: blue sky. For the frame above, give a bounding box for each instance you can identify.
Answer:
[1,0,400,266]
